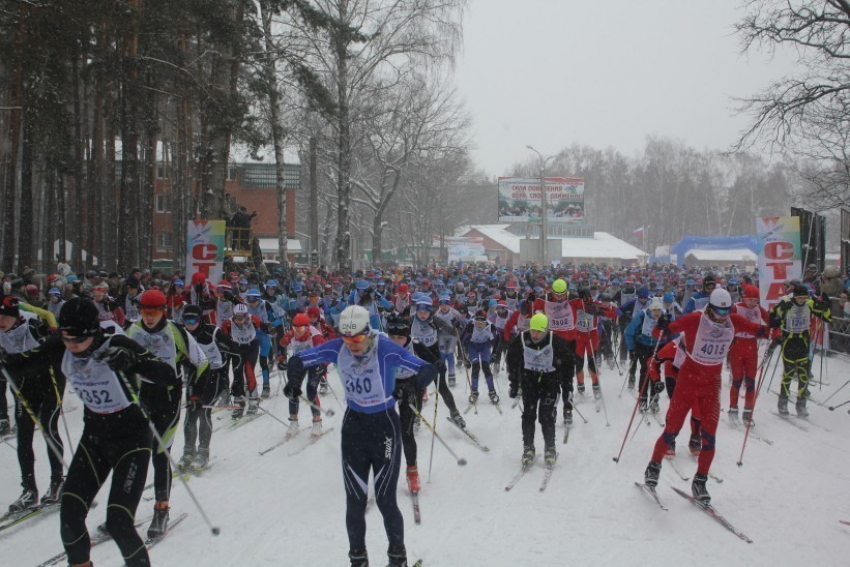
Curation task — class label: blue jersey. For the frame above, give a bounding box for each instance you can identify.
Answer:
[291,333,435,414]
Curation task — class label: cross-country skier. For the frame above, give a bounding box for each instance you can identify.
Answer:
[625,297,664,413]
[278,312,326,434]
[506,313,574,466]
[0,297,180,567]
[460,309,500,405]
[284,305,436,567]
[728,284,768,425]
[644,288,767,504]
[220,303,262,419]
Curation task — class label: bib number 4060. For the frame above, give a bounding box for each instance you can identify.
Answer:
[347,377,372,394]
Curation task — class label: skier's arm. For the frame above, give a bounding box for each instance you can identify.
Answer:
[286,339,342,388]
[506,334,523,388]
[624,314,641,351]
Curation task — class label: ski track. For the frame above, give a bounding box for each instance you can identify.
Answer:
[2,356,849,566]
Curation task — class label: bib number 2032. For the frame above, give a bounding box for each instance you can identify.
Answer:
[347,377,372,394]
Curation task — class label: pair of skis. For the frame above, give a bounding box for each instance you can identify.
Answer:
[0,502,60,533]
[504,456,557,492]
[445,417,490,452]
[635,483,752,543]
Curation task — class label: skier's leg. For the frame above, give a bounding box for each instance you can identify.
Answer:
[372,410,404,551]
[520,384,539,448]
[13,393,38,492]
[43,398,65,483]
[397,381,417,467]
[306,368,321,418]
[539,382,558,448]
[106,442,155,566]
[696,380,721,476]
[729,348,744,410]
[149,395,181,503]
[651,378,695,463]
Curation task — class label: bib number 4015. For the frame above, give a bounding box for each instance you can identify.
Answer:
[700,343,726,357]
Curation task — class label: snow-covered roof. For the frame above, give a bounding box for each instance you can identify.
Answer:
[686,248,757,262]
[461,225,647,261]
[465,224,522,253]
[562,232,646,261]
[258,238,303,253]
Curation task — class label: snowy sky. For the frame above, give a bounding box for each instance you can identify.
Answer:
[455,0,803,176]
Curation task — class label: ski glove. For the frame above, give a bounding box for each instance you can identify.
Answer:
[283,381,302,400]
[657,314,671,330]
[509,384,519,399]
[95,346,138,372]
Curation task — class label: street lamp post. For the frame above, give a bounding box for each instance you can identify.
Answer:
[527,145,552,267]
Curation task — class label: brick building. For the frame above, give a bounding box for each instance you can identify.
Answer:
[152,162,302,267]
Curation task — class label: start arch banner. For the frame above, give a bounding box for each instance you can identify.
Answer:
[757,216,801,311]
[186,219,226,284]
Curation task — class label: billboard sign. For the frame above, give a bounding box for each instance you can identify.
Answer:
[186,219,226,285]
[756,216,802,311]
[498,176,585,223]
[434,236,486,262]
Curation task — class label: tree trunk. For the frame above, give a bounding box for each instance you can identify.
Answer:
[260,1,288,268]
[1,6,24,271]
[334,2,351,271]
[19,98,33,272]
[118,0,142,272]
[72,53,85,269]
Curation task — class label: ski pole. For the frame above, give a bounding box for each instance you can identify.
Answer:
[298,394,335,417]
[51,371,76,457]
[408,403,467,466]
[571,398,589,424]
[321,368,346,412]
[828,398,850,411]
[427,376,441,483]
[1,366,69,472]
[613,339,659,463]
[736,343,773,467]
[820,376,850,406]
[115,370,221,537]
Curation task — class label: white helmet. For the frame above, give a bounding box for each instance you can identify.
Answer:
[338,305,371,337]
[709,288,732,310]
[647,298,664,312]
[233,303,249,317]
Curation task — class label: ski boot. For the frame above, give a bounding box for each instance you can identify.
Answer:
[688,434,701,456]
[777,394,790,416]
[319,378,329,396]
[728,407,739,424]
[742,408,754,427]
[521,446,535,467]
[277,358,288,371]
[0,418,10,436]
[311,415,323,438]
[348,548,368,567]
[563,408,573,426]
[387,545,408,567]
[147,501,170,540]
[488,390,499,404]
[246,394,260,415]
[41,478,63,505]
[261,383,271,399]
[577,382,586,395]
[691,473,710,504]
[649,394,659,414]
[413,416,421,434]
[177,450,196,471]
[449,409,466,429]
[193,449,210,470]
[8,484,37,513]
[231,396,245,420]
[796,397,809,418]
[544,446,558,467]
[628,374,636,390]
[468,391,479,404]
[285,414,299,439]
[639,398,648,413]
[664,440,676,457]
[406,465,421,494]
[448,373,456,388]
[644,461,661,488]
[593,384,602,401]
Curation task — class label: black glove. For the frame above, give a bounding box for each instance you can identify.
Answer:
[657,314,671,330]
[509,384,519,399]
[283,381,302,399]
[653,381,665,395]
[96,346,137,372]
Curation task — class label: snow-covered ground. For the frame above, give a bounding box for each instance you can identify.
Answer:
[2,352,849,566]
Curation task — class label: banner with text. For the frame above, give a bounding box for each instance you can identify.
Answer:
[498,177,585,223]
[757,216,802,311]
[186,219,226,285]
[434,236,486,262]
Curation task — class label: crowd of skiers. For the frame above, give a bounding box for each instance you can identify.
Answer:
[0,259,834,567]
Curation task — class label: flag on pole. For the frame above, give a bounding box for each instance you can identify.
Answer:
[633,226,644,237]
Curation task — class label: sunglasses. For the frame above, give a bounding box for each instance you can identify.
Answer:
[232,315,247,323]
[294,325,309,333]
[183,316,201,325]
[341,333,369,344]
[713,306,732,316]
[60,333,89,344]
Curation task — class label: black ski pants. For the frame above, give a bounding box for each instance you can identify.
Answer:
[341,407,404,551]
[144,388,182,503]
[520,376,560,450]
[61,414,152,566]
[395,379,422,467]
[14,371,65,489]
[184,368,224,453]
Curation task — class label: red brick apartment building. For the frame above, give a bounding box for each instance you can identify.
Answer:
[152,162,302,268]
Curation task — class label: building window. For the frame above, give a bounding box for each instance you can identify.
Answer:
[157,231,173,252]
[155,194,170,213]
[156,165,170,179]
[227,166,239,181]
